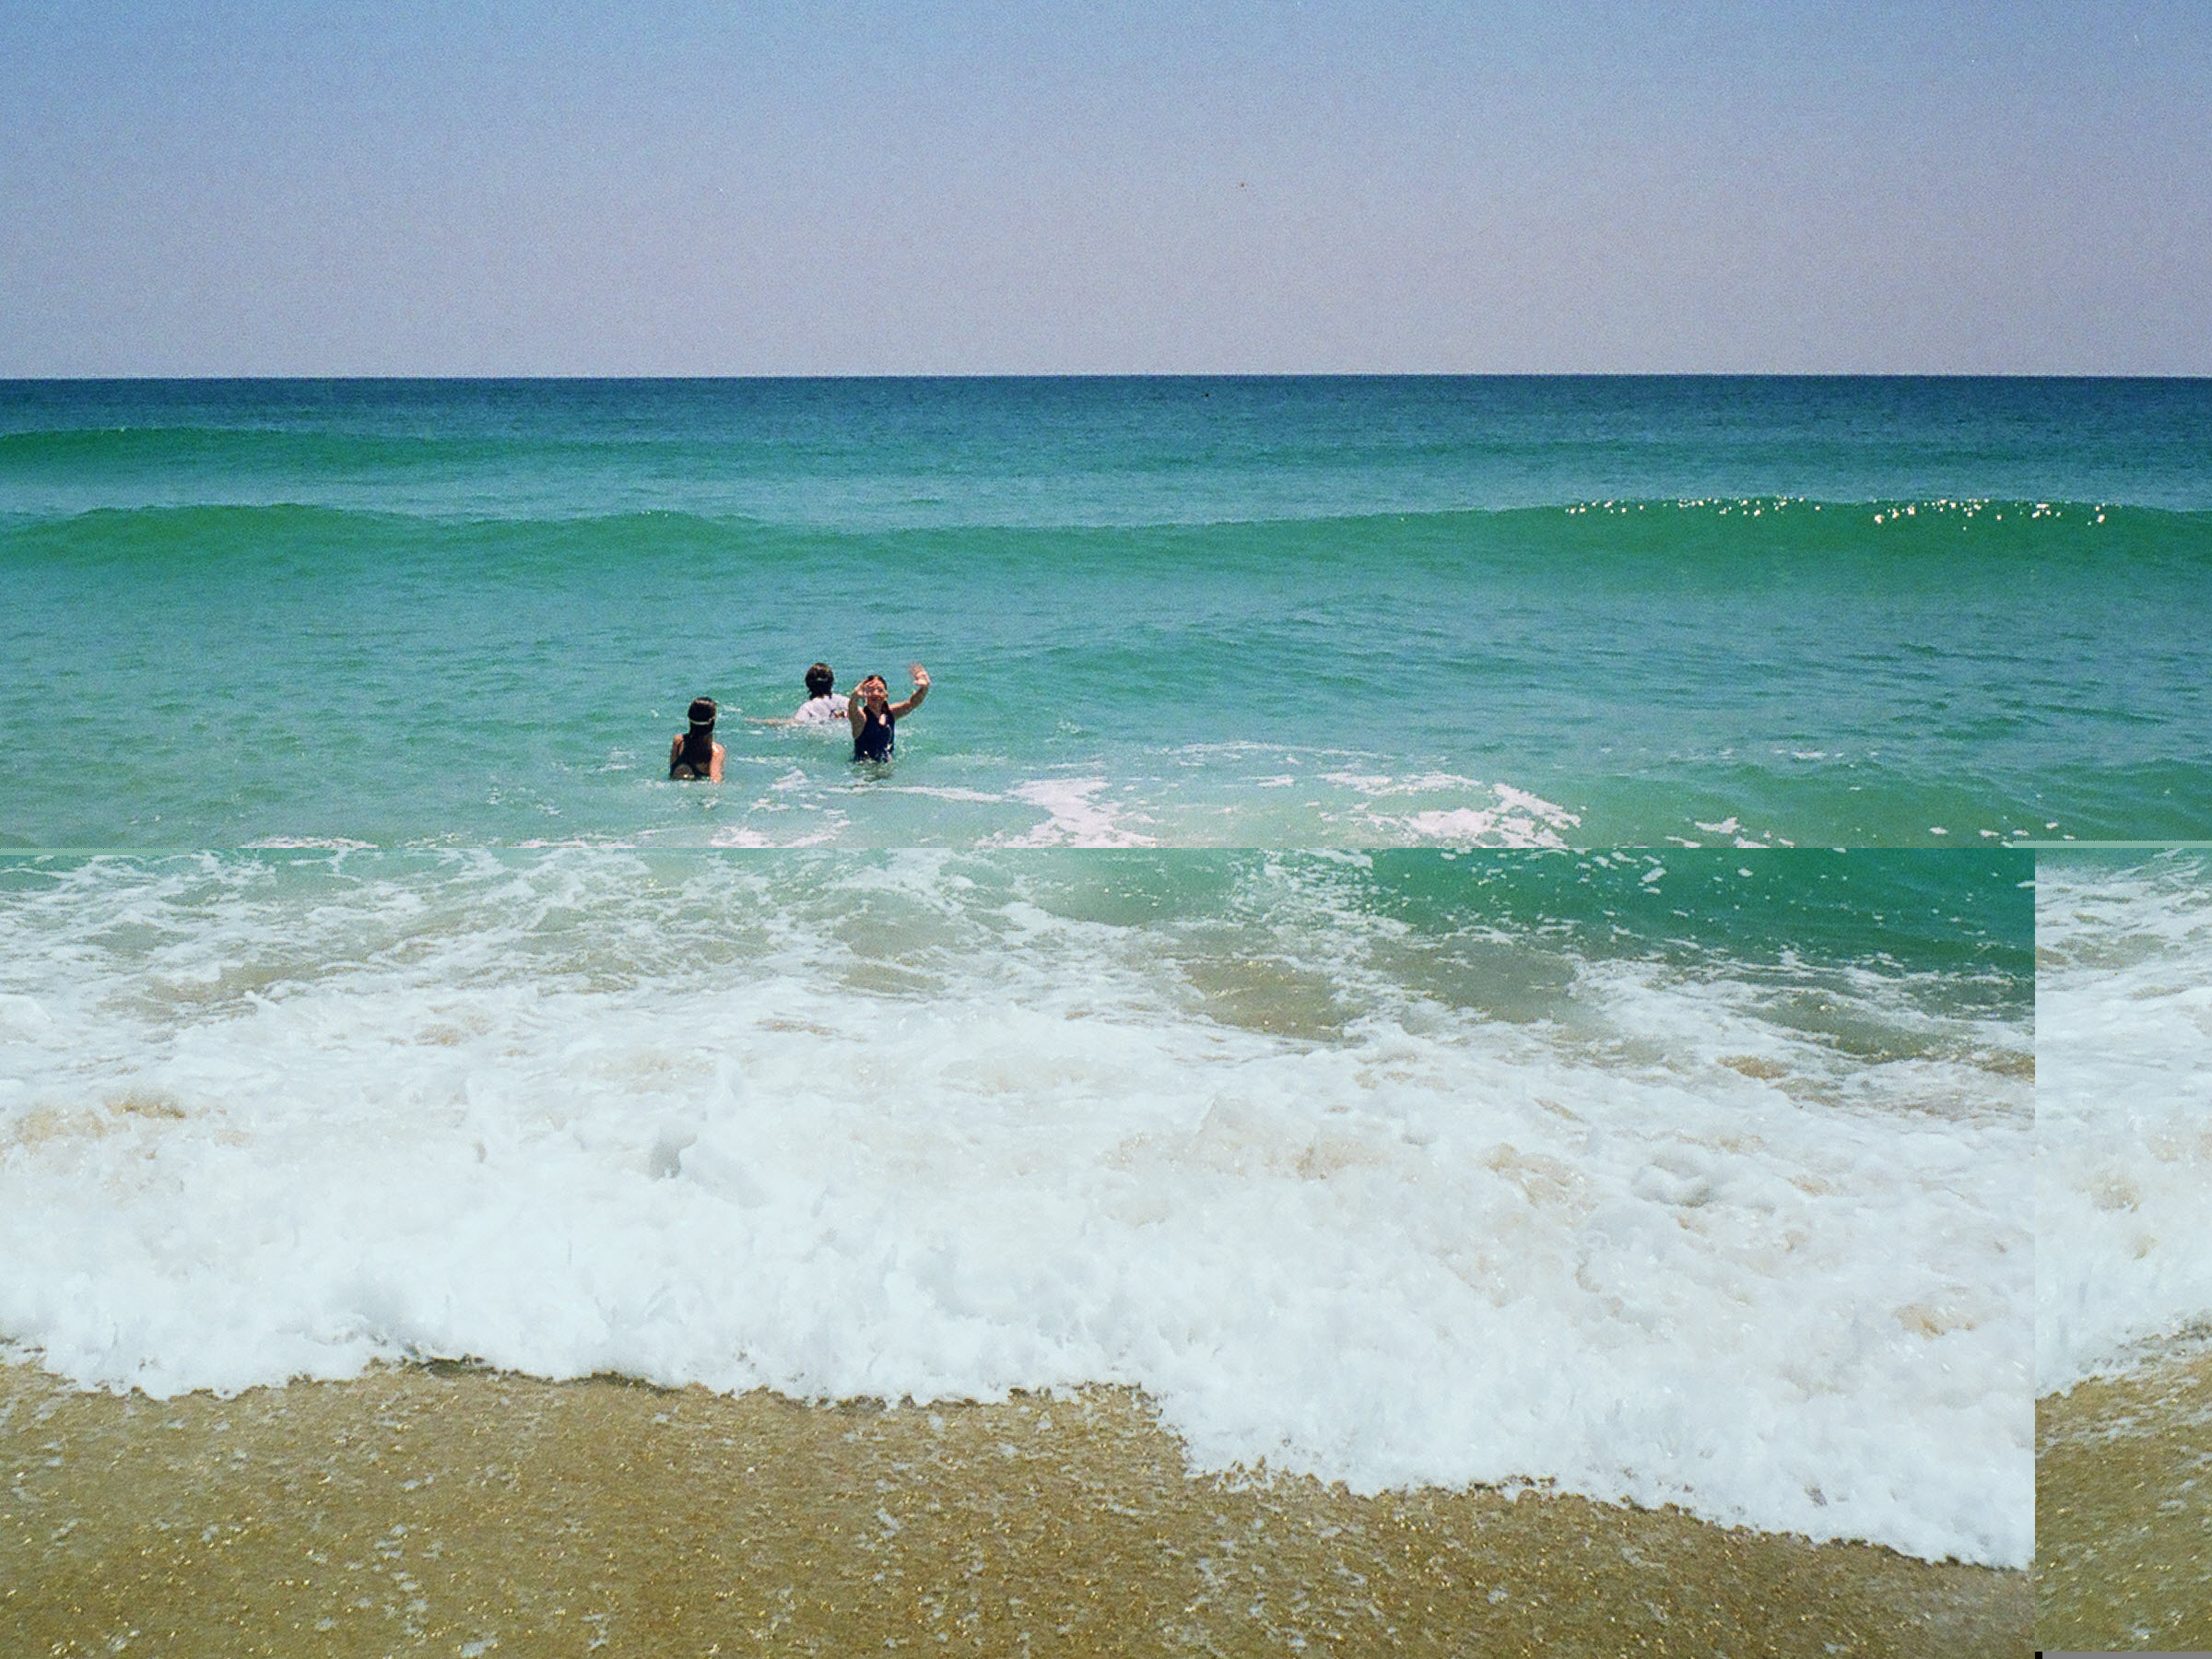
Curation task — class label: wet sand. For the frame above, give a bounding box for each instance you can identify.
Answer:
[5,1360,2026,1657]
[2037,1346,2212,1651]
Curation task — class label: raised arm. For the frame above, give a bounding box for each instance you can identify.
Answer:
[888,664,931,719]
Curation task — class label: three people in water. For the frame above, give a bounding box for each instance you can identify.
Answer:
[671,662,931,778]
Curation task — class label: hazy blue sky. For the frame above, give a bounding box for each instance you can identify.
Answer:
[3,0,2206,373]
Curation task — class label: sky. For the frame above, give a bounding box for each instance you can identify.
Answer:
[2,0,2206,375]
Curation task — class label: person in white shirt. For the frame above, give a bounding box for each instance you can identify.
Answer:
[751,663,845,726]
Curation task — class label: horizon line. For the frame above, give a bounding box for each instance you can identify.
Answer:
[6,371,2210,385]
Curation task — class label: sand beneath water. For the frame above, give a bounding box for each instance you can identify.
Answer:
[2037,1344,2212,1652]
[4,1360,2026,1657]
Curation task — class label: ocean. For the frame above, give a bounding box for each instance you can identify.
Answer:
[2,376,2206,850]
[0,376,2194,1580]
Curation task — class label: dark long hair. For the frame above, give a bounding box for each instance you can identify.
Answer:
[681,697,717,769]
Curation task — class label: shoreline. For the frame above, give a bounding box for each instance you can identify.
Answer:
[6,1359,2026,1657]
[2037,1345,2212,1651]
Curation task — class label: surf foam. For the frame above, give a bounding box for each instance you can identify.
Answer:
[2036,853,2212,1394]
[0,851,2029,1565]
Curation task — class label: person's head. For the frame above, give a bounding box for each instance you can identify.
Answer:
[859,675,889,710]
[805,663,834,698]
[688,697,717,733]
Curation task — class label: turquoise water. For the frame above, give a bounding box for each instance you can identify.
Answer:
[3,377,2206,848]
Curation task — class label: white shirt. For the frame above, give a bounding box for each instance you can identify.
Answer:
[792,694,845,724]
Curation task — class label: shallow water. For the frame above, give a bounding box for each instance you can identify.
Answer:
[2036,1347,2212,1651]
[0,1362,2034,1659]
[0,848,2031,1564]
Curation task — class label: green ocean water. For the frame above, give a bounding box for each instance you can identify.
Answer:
[2,376,2206,848]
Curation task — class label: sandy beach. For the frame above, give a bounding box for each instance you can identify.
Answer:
[5,1359,2025,1657]
[2037,1344,2212,1651]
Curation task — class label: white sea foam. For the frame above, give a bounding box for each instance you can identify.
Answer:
[0,852,2029,1565]
[1001,779,1158,847]
[1382,786,1583,850]
[2036,853,2212,1394]
[1308,768,1584,848]
[1319,771,1398,794]
[574,743,1601,852]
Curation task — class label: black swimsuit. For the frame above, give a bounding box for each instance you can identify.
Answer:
[671,731,716,780]
[853,708,895,762]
